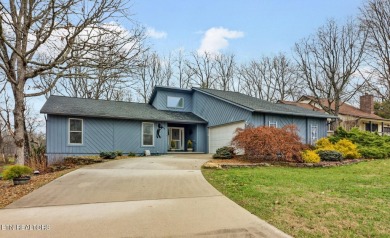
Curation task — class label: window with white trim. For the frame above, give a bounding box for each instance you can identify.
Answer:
[69,118,83,145]
[142,122,154,146]
[269,121,277,128]
[167,96,184,108]
[311,125,318,145]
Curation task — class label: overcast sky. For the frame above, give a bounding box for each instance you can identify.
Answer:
[131,0,363,60]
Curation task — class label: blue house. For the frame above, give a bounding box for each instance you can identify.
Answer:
[41,86,333,162]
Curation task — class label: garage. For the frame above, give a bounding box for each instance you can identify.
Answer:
[208,121,245,154]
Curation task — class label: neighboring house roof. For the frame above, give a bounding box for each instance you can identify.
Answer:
[291,96,386,121]
[278,100,325,112]
[193,88,335,119]
[40,96,206,124]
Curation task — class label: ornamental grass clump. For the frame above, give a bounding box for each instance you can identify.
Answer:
[2,165,33,180]
[232,125,305,162]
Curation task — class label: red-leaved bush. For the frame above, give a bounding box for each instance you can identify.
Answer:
[231,125,305,162]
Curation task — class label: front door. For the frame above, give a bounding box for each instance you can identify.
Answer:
[169,127,184,150]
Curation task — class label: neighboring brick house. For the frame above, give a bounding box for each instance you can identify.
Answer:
[279,94,390,135]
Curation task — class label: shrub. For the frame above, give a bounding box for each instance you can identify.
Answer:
[358,147,387,159]
[64,156,103,165]
[315,138,334,151]
[317,150,343,161]
[187,140,193,149]
[99,151,117,159]
[128,152,136,157]
[334,139,361,159]
[301,150,321,163]
[115,150,123,156]
[232,125,305,162]
[213,146,235,159]
[2,165,33,180]
[330,127,390,159]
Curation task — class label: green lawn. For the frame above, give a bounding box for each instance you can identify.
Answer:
[202,160,390,238]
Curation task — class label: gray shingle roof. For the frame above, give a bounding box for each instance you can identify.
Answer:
[40,96,206,123]
[194,88,336,119]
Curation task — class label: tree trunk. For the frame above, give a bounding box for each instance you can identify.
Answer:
[23,119,31,165]
[13,86,26,165]
[0,128,4,163]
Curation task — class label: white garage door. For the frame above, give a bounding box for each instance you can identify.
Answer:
[209,121,245,154]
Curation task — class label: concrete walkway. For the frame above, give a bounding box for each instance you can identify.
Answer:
[0,155,291,238]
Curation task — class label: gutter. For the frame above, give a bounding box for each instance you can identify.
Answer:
[41,112,208,124]
[253,109,339,119]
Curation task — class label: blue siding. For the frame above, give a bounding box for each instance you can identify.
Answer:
[196,124,208,153]
[307,118,328,144]
[46,115,169,162]
[192,91,252,127]
[249,112,328,144]
[151,90,193,112]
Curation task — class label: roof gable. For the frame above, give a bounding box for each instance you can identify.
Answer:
[148,86,192,105]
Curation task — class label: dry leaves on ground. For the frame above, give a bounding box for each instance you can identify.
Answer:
[0,167,79,208]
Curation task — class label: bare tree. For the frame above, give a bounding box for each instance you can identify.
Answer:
[360,0,390,100]
[0,94,14,139]
[31,24,146,101]
[134,52,172,102]
[0,91,45,160]
[186,52,216,88]
[294,19,367,123]
[214,53,236,91]
[238,56,277,101]
[0,0,140,164]
[24,103,44,145]
[173,50,192,88]
[271,54,304,101]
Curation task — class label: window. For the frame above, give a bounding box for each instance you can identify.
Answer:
[69,118,83,145]
[167,96,184,108]
[311,125,318,145]
[365,123,378,132]
[269,121,277,128]
[142,122,154,146]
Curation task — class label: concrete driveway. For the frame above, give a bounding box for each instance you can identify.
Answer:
[0,154,291,238]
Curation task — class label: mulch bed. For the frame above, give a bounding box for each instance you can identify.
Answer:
[204,157,368,169]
